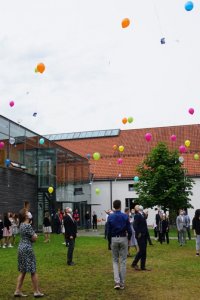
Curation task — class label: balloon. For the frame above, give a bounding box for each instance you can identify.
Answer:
[170,135,176,142]
[0,141,5,149]
[37,63,45,73]
[86,153,91,159]
[118,145,124,152]
[9,137,15,145]
[121,18,130,28]
[5,158,11,167]
[113,145,118,150]
[145,133,152,142]
[179,156,184,163]
[39,138,45,145]
[9,101,14,107]
[122,117,127,124]
[179,145,186,153]
[160,37,165,44]
[95,188,100,195]
[188,107,194,115]
[93,152,101,160]
[185,1,194,11]
[128,117,134,123]
[34,67,38,73]
[194,154,199,160]
[118,158,123,165]
[185,140,191,147]
[134,176,139,181]
[33,112,37,117]
[48,186,54,194]
[118,173,122,177]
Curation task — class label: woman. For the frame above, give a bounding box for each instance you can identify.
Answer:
[14,208,44,298]
[192,209,200,256]
[43,212,52,243]
[3,212,13,248]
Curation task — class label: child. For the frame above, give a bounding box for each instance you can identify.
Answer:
[43,212,52,243]
[3,212,13,248]
[0,214,4,247]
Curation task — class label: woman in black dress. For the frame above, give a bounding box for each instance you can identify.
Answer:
[14,208,44,298]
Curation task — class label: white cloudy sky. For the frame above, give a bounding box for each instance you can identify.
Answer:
[0,0,200,135]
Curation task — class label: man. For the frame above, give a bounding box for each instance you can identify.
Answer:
[131,205,151,271]
[176,209,187,246]
[184,211,191,240]
[107,200,132,290]
[64,207,77,266]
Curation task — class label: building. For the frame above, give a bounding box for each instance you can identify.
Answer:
[46,125,200,225]
[0,115,90,230]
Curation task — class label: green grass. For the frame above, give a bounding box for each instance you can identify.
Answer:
[0,234,199,300]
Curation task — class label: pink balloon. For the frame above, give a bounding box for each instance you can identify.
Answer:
[9,101,15,107]
[0,141,5,149]
[179,145,186,153]
[118,158,123,165]
[170,135,176,142]
[188,108,194,115]
[145,133,152,142]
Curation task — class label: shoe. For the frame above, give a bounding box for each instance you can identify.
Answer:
[196,253,199,256]
[14,292,28,297]
[34,292,44,298]
[120,283,125,290]
[67,262,75,266]
[2,245,6,248]
[131,264,140,271]
[141,268,152,271]
[114,283,120,290]
[8,244,13,248]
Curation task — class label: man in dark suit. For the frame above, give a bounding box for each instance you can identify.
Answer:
[64,207,77,266]
[131,205,151,271]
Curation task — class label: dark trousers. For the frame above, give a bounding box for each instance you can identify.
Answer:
[186,227,191,240]
[93,221,97,229]
[132,236,147,269]
[66,238,75,264]
[159,232,169,244]
[147,230,153,245]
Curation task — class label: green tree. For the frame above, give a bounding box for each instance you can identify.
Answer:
[135,142,194,212]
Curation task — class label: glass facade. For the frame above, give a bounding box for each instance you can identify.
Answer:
[0,115,90,230]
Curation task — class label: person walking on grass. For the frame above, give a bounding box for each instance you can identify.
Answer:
[64,207,77,266]
[131,205,151,271]
[176,209,187,246]
[192,209,200,257]
[107,200,132,290]
[43,212,52,243]
[14,208,44,298]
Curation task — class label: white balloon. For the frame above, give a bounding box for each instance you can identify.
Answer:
[9,137,15,144]
[179,156,184,163]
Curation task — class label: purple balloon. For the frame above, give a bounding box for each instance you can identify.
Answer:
[170,135,177,142]
[118,158,123,165]
[179,145,186,153]
[188,108,194,115]
[145,133,152,142]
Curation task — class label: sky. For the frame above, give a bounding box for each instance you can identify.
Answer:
[0,0,200,136]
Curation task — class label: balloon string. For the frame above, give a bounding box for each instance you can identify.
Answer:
[151,0,164,36]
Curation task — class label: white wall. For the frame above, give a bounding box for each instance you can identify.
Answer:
[91,178,200,226]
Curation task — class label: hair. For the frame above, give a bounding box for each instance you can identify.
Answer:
[194,209,200,220]
[113,200,121,210]
[124,207,130,213]
[24,201,30,210]
[45,212,49,218]
[19,208,28,224]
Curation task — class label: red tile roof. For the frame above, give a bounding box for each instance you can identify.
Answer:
[56,124,200,180]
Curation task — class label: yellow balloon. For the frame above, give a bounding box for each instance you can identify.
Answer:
[185,140,191,147]
[48,186,54,194]
[118,145,124,152]
[194,154,199,160]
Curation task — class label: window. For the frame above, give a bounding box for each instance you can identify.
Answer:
[128,184,134,191]
[74,187,83,195]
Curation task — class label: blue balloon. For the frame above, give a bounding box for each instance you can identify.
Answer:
[185,1,194,11]
[134,176,139,182]
[86,153,91,159]
[5,158,11,167]
[39,138,45,145]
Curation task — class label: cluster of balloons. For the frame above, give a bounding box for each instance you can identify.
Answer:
[121,18,130,28]
[185,1,194,11]
[9,101,14,107]
[93,152,101,160]
[35,63,45,74]
[145,133,152,142]
[122,117,134,124]
[48,186,54,194]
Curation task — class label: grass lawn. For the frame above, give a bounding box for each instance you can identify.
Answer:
[0,233,199,300]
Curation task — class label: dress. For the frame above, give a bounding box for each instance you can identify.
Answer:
[18,223,36,273]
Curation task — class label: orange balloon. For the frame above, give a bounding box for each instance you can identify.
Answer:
[37,63,45,74]
[121,18,130,29]
[113,145,117,150]
[122,117,127,124]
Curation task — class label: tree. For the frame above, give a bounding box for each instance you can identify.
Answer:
[134,142,194,212]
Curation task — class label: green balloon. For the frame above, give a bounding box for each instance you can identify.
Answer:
[128,117,134,123]
[194,154,199,160]
[93,152,101,160]
[95,188,100,195]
